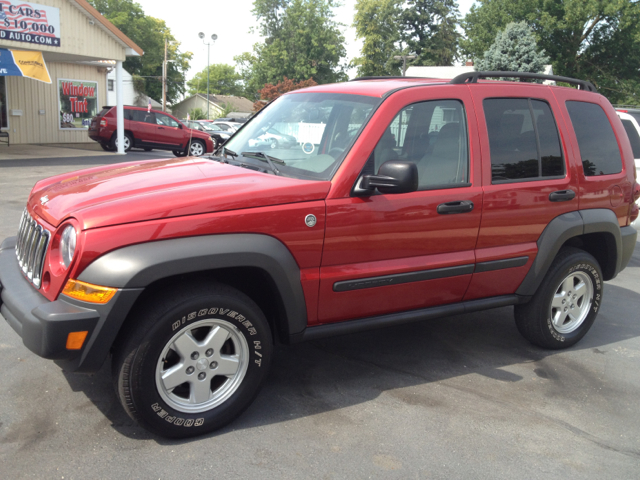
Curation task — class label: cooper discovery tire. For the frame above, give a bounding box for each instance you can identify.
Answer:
[113,284,272,438]
[514,247,603,349]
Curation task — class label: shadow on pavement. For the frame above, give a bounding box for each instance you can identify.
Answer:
[61,279,640,444]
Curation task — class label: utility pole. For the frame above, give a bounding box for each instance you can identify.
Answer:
[162,38,167,112]
[198,32,217,120]
[393,55,417,76]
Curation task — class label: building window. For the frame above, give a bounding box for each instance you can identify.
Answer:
[0,77,7,130]
[108,79,114,91]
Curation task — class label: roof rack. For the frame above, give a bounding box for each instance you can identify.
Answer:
[350,76,431,81]
[450,71,597,92]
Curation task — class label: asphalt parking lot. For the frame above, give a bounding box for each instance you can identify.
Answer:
[0,152,639,479]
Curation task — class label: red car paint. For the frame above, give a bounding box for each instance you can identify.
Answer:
[23,78,639,325]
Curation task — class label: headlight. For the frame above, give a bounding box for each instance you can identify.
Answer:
[60,225,76,269]
[220,134,230,139]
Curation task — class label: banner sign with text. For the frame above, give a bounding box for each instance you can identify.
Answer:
[0,1,61,47]
[58,79,98,130]
[0,48,51,82]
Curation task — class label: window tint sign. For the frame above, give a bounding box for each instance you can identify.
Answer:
[0,1,61,47]
[58,79,98,130]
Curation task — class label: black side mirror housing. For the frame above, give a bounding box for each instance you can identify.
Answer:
[360,161,418,194]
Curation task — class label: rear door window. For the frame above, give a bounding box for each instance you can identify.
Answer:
[484,98,564,183]
[566,101,622,176]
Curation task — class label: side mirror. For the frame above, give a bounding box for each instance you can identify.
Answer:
[360,161,418,194]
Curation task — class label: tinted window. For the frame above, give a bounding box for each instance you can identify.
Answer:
[130,110,156,124]
[156,113,180,127]
[621,119,640,159]
[373,99,469,189]
[566,101,622,176]
[484,98,564,182]
[533,100,564,176]
[626,111,640,125]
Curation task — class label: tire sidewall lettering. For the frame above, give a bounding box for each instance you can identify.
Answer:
[142,301,269,429]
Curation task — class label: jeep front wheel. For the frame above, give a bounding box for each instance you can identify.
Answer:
[514,247,603,349]
[113,284,272,438]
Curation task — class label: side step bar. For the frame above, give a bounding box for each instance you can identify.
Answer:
[295,295,526,343]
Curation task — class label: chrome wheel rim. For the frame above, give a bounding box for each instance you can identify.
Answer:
[189,142,204,156]
[549,271,593,334]
[156,318,249,413]
[116,136,130,150]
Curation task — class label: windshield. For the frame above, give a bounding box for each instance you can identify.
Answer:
[222,92,381,180]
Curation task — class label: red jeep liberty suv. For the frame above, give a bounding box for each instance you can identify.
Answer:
[1,72,638,438]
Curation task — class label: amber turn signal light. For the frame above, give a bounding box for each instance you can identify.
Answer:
[62,279,117,304]
[66,331,88,350]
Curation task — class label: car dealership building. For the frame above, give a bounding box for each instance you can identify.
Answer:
[0,0,142,145]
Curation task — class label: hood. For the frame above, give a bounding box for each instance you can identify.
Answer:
[30,157,331,230]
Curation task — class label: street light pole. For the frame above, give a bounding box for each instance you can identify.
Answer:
[198,32,217,120]
[162,38,175,112]
[393,55,417,76]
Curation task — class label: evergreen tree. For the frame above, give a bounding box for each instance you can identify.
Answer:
[475,22,549,74]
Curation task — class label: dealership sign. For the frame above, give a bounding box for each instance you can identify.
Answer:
[0,1,61,47]
[58,79,98,130]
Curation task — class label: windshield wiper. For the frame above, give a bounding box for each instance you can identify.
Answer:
[241,151,285,175]
[223,147,238,158]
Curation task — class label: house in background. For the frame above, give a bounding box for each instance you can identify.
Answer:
[106,68,165,112]
[171,94,254,120]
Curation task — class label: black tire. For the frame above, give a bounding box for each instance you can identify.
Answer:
[173,149,187,157]
[99,143,114,152]
[110,132,132,152]
[144,147,153,151]
[514,247,603,349]
[211,137,218,150]
[112,284,273,438]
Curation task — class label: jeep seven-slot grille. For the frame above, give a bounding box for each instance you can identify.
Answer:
[16,209,51,289]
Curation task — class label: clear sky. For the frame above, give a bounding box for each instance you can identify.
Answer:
[135,0,478,87]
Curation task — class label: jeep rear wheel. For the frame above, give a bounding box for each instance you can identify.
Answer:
[514,247,603,349]
[113,284,272,438]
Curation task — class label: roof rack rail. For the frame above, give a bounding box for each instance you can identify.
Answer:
[350,76,429,81]
[450,71,597,92]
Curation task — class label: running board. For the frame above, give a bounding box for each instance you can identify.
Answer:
[295,295,525,343]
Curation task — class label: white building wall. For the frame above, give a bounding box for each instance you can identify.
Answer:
[107,69,136,106]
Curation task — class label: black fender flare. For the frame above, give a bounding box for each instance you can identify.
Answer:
[516,209,625,296]
[76,234,307,364]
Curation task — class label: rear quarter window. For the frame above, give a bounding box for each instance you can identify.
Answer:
[566,101,622,176]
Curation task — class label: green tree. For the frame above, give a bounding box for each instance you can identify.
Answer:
[401,0,461,66]
[461,0,640,103]
[351,0,402,77]
[187,64,244,96]
[475,22,549,74]
[237,0,347,98]
[89,0,193,105]
[188,108,206,120]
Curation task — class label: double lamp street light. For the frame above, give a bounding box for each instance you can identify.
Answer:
[199,32,217,120]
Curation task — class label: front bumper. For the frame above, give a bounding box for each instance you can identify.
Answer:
[0,236,142,372]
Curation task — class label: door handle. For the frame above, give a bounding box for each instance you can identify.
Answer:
[437,200,474,214]
[158,126,165,129]
[549,189,575,202]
